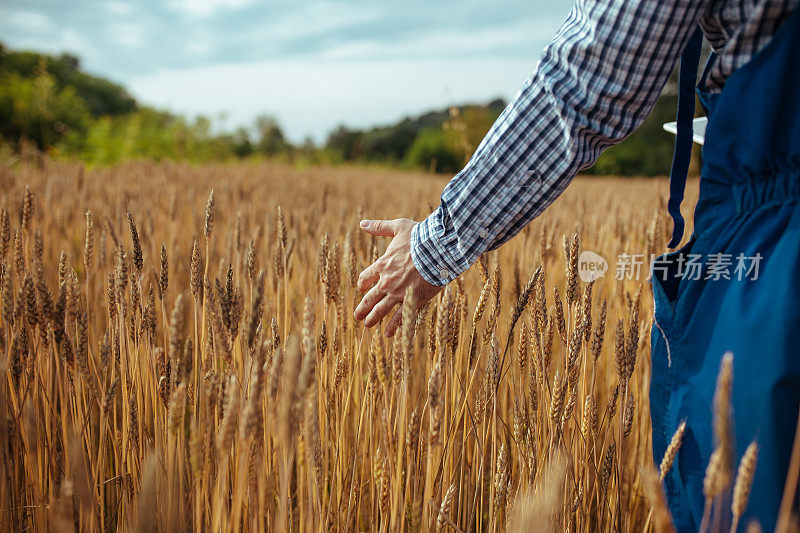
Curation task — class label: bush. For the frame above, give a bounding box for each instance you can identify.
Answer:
[585,94,681,176]
[0,70,90,150]
[405,128,463,173]
[58,108,237,164]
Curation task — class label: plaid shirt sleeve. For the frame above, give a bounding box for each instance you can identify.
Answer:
[410,0,709,286]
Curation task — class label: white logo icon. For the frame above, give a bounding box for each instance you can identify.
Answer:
[578,251,608,282]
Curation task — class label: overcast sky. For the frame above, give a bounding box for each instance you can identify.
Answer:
[1,0,574,142]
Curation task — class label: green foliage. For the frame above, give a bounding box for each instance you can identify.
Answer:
[322,92,683,177]
[0,46,136,116]
[451,106,503,157]
[358,120,418,162]
[0,42,266,163]
[404,128,463,173]
[58,108,237,164]
[325,126,362,161]
[255,115,290,155]
[586,94,679,176]
[230,127,256,158]
[413,98,506,131]
[0,41,685,175]
[325,102,504,172]
[0,69,90,149]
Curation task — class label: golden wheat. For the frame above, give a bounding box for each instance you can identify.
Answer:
[0,155,780,532]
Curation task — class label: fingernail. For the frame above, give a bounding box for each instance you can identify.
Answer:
[360,219,371,228]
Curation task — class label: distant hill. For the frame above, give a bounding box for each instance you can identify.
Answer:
[322,92,682,177]
[0,41,249,161]
[324,99,507,172]
[408,98,507,131]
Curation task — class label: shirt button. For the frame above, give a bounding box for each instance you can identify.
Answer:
[439,268,450,279]
[478,229,488,239]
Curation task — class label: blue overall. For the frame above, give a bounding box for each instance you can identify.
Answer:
[650,7,800,532]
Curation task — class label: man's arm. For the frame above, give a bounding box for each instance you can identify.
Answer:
[411,0,708,286]
[356,0,709,336]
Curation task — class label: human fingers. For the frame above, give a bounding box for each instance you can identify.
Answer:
[384,307,403,338]
[359,219,401,237]
[354,285,386,322]
[364,295,400,328]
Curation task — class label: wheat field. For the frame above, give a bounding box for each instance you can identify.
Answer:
[1,155,765,532]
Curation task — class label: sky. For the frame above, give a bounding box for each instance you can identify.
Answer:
[0,0,574,142]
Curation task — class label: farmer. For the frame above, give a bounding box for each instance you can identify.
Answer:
[353,0,799,530]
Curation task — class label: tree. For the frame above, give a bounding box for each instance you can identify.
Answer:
[585,94,680,176]
[232,127,254,158]
[0,43,137,117]
[358,119,417,162]
[0,69,90,149]
[405,128,462,173]
[255,115,289,155]
[325,125,361,160]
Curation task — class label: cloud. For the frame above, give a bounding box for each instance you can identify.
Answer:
[316,15,565,62]
[105,1,134,16]
[128,56,540,142]
[1,0,574,142]
[186,40,212,56]
[59,28,91,54]
[114,23,146,48]
[7,11,52,31]
[207,1,567,66]
[168,0,256,18]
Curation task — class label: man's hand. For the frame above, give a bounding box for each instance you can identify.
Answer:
[354,218,442,337]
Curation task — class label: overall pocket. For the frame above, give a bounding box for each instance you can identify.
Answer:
[651,236,697,332]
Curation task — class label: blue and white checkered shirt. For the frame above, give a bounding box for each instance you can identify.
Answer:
[410,0,798,286]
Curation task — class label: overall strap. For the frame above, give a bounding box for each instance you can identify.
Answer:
[667,27,704,249]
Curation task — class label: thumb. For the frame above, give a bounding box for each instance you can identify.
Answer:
[360,219,398,237]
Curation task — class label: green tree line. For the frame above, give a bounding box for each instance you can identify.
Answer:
[0,42,290,164]
[0,41,681,175]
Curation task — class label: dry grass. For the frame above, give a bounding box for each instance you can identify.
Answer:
[0,154,768,532]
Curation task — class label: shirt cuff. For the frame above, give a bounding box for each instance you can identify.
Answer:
[410,210,467,286]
